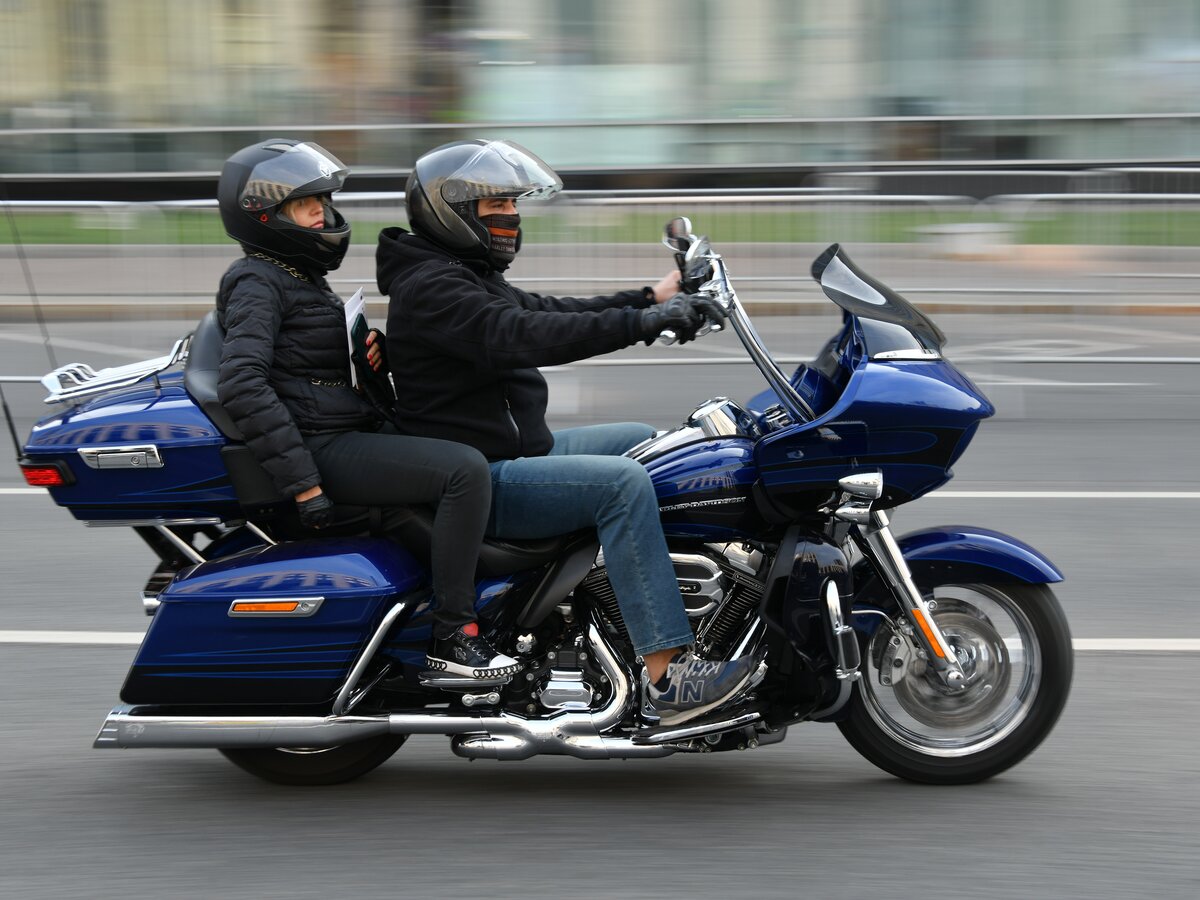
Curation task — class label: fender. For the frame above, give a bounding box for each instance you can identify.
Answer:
[865,524,1063,590]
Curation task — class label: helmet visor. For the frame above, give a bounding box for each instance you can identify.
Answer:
[241,141,348,210]
[440,140,563,205]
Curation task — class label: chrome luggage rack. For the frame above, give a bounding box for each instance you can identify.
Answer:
[41,335,191,405]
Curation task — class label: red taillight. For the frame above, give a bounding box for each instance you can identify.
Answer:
[19,461,72,488]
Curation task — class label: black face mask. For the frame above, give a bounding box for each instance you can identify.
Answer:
[480,213,521,270]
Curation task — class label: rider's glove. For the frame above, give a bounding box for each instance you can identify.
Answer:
[296,492,335,530]
[638,294,725,346]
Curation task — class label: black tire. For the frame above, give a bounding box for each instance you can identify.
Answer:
[219,735,408,786]
[838,583,1072,784]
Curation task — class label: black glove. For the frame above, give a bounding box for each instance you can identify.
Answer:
[639,293,727,345]
[638,294,716,345]
[296,491,335,530]
[689,293,727,332]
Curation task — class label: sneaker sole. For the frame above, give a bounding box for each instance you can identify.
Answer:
[426,656,520,679]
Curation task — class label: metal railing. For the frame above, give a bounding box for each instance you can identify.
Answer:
[3,181,1200,327]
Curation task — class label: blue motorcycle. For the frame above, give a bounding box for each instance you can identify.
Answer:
[19,218,1071,785]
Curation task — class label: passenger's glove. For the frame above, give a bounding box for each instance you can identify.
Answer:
[639,294,726,346]
[296,492,335,530]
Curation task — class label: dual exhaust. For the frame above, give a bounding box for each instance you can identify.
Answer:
[94,622,676,761]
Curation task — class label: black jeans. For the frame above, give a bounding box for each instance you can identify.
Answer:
[305,423,491,636]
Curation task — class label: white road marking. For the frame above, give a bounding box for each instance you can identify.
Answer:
[932,491,1200,499]
[1073,639,1200,652]
[0,630,144,645]
[0,630,1196,652]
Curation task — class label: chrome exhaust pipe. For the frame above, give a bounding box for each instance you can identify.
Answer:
[94,621,674,759]
[94,709,392,749]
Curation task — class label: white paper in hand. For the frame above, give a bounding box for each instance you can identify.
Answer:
[343,288,366,388]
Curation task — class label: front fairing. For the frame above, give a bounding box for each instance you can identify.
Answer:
[745,246,994,511]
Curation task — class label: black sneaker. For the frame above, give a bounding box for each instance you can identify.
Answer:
[645,650,757,726]
[426,624,519,679]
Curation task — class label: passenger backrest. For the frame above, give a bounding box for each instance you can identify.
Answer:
[184,311,244,441]
[184,311,287,510]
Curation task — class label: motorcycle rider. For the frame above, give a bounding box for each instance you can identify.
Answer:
[376,138,757,725]
[216,138,519,679]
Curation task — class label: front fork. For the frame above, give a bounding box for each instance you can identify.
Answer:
[834,474,967,690]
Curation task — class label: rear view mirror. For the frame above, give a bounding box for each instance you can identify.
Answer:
[663,216,694,252]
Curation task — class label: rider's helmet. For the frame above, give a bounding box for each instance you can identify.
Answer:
[218,139,351,272]
[405,139,562,268]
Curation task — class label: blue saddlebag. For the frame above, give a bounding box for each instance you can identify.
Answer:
[121,537,423,706]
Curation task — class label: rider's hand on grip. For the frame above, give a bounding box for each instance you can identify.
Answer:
[296,491,335,530]
[639,293,720,346]
[689,293,726,336]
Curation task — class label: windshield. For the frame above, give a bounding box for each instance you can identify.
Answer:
[811,244,946,351]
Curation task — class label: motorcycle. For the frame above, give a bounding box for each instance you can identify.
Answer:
[17,217,1071,785]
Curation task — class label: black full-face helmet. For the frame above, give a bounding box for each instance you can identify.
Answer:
[405,139,562,267]
[218,139,351,272]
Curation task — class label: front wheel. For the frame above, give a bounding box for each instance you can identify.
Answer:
[838,583,1072,784]
[219,735,408,786]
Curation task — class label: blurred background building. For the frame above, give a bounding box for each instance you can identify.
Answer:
[2,0,1199,180]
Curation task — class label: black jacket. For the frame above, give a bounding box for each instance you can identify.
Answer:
[376,227,653,460]
[216,255,380,497]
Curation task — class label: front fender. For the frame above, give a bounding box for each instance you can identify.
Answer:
[890,525,1063,586]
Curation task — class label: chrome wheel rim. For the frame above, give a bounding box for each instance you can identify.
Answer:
[861,585,1041,758]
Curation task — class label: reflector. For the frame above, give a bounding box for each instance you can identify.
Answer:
[20,464,67,487]
[231,601,300,613]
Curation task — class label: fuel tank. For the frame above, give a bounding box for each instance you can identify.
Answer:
[630,399,764,540]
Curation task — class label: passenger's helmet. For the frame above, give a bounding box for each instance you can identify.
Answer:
[218,139,351,272]
[405,139,562,265]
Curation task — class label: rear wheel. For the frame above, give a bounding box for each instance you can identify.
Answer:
[219,735,407,786]
[839,583,1071,784]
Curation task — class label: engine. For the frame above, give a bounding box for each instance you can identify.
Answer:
[575,543,767,657]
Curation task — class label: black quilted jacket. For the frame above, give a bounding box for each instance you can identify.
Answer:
[216,256,380,497]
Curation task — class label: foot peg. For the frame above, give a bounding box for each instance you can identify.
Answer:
[418,670,514,691]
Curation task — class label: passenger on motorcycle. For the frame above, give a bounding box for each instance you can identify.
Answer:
[215,138,519,679]
[375,139,756,724]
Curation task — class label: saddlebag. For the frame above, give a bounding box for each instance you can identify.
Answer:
[121,537,423,706]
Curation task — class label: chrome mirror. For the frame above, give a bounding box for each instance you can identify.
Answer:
[663,216,694,252]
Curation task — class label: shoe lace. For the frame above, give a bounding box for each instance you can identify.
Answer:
[457,631,496,657]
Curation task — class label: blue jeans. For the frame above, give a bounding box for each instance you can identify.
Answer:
[488,422,693,657]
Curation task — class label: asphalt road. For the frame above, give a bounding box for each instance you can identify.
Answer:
[2,310,1199,898]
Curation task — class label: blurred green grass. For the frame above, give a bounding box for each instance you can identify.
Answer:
[4,208,1200,245]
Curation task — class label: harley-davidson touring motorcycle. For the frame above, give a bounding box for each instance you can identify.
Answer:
[17,217,1071,785]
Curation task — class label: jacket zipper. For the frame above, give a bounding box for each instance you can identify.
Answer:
[502,385,521,452]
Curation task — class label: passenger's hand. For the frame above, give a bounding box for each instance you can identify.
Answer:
[639,293,711,345]
[650,270,682,303]
[296,489,335,529]
[365,329,387,372]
